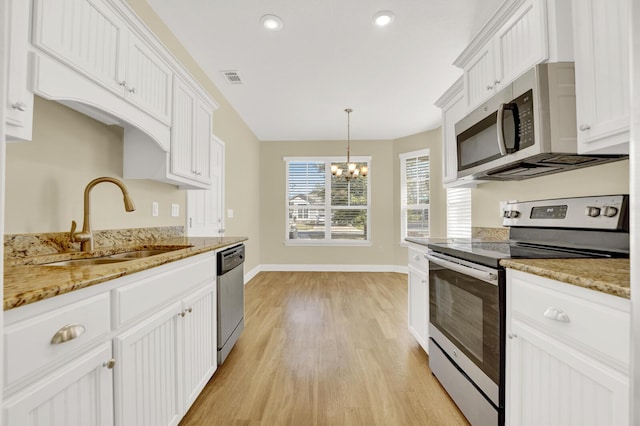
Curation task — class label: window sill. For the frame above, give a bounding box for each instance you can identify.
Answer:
[284,240,373,247]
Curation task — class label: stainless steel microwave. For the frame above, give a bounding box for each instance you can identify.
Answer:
[454,62,626,181]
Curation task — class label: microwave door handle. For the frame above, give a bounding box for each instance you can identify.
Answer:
[425,253,498,285]
[496,103,508,155]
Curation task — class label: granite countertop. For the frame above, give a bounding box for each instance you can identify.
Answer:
[500,258,630,299]
[4,236,247,311]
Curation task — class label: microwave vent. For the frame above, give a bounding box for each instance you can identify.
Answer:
[539,155,600,165]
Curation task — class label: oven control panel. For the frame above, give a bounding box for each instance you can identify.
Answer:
[503,195,628,230]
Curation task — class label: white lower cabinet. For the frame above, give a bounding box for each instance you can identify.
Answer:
[115,301,182,426]
[4,342,114,426]
[506,269,630,426]
[3,251,219,426]
[407,245,429,353]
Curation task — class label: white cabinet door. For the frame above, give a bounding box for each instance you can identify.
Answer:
[494,0,546,87]
[171,75,213,186]
[181,284,217,411]
[170,76,196,181]
[115,302,182,426]
[507,319,629,426]
[5,0,33,141]
[4,342,114,426]
[573,0,630,154]
[32,0,126,97]
[408,264,428,353]
[187,136,225,237]
[463,0,549,112]
[463,44,496,111]
[125,31,172,125]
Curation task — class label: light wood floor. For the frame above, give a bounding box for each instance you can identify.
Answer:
[180,272,469,426]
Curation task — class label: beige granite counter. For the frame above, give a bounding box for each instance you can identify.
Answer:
[500,258,630,299]
[4,236,247,310]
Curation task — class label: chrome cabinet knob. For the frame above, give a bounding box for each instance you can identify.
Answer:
[11,101,27,111]
[486,84,494,91]
[579,124,591,131]
[508,333,518,339]
[128,87,136,94]
[103,358,116,369]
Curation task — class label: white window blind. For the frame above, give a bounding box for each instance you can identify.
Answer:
[285,157,371,245]
[400,149,430,240]
[446,188,472,238]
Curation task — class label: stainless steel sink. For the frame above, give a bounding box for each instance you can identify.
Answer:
[42,247,185,266]
[107,248,180,259]
[44,257,131,266]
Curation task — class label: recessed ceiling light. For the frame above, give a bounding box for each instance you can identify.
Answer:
[261,14,283,31]
[373,11,394,28]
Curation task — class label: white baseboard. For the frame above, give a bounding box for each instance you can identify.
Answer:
[244,265,261,284]
[253,264,408,274]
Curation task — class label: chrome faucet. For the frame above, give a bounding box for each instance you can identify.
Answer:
[70,177,136,252]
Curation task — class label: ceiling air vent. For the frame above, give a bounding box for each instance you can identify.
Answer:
[221,70,243,85]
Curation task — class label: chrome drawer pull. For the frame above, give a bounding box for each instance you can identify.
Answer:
[51,324,86,344]
[543,307,570,323]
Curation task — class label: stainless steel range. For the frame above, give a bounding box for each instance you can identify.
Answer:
[426,195,629,426]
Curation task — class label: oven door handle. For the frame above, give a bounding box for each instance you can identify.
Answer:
[425,253,499,285]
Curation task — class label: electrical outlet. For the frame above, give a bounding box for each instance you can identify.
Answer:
[152,202,159,217]
[171,203,179,217]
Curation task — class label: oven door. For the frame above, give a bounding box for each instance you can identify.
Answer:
[427,251,503,405]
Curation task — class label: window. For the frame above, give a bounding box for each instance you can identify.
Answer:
[285,157,371,245]
[400,149,430,240]
[446,188,472,238]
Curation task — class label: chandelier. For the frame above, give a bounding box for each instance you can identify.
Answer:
[331,108,368,180]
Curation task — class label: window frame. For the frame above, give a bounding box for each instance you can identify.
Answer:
[399,149,430,242]
[284,156,372,246]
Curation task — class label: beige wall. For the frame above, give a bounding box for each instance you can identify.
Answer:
[259,128,443,268]
[472,160,630,227]
[5,97,184,233]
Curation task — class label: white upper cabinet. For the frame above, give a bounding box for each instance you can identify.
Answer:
[33,0,127,97]
[170,75,214,186]
[33,0,172,126]
[5,0,34,141]
[456,0,572,112]
[572,0,630,154]
[494,0,546,88]
[123,31,172,125]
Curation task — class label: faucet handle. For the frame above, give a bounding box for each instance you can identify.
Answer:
[70,220,77,242]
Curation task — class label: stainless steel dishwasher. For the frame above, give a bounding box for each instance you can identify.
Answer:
[217,244,245,364]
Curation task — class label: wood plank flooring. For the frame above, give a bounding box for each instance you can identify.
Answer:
[180,272,469,426]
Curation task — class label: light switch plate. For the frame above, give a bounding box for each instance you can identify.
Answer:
[152,202,159,217]
[227,209,234,218]
[171,203,179,217]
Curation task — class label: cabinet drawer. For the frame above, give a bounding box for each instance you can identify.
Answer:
[509,272,630,367]
[114,253,215,326]
[4,293,111,387]
[408,245,428,270]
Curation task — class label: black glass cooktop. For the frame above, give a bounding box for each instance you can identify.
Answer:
[427,240,620,268]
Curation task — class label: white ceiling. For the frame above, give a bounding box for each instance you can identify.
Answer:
[147,0,499,141]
